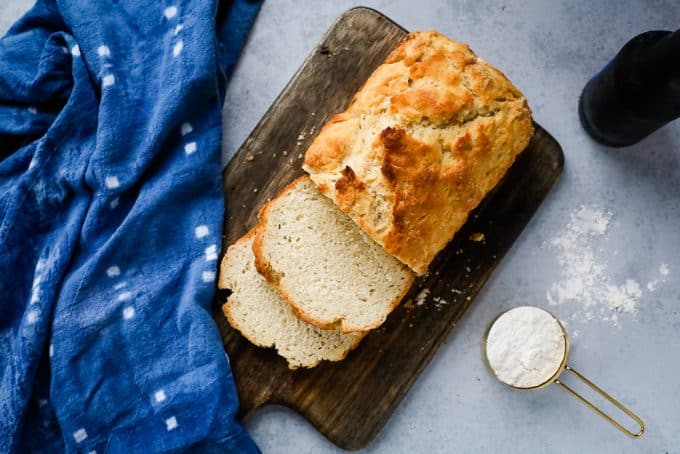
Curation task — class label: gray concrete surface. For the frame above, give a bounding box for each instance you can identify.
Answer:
[2,1,679,453]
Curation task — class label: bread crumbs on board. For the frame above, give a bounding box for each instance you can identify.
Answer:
[433,296,448,308]
[469,232,485,242]
[415,288,430,306]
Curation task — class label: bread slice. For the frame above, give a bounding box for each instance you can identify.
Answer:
[303,30,534,274]
[253,176,414,333]
[219,229,363,369]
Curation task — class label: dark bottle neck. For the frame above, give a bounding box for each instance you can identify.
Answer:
[579,29,680,147]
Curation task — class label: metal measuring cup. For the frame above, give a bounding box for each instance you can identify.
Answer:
[482,306,645,438]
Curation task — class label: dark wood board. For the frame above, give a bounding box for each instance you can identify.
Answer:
[214,7,564,451]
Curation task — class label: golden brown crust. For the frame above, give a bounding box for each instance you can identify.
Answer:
[303,30,534,274]
[251,223,275,284]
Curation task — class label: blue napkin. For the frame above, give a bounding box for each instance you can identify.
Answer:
[0,0,262,452]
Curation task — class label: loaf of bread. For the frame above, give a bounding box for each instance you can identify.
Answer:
[303,30,534,274]
[253,176,414,333]
[219,229,364,369]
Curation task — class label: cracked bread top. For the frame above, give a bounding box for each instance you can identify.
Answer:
[303,30,534,274]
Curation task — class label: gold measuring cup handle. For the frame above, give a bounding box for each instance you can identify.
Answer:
[554,365,645,438]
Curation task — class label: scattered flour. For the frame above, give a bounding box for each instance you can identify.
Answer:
[646,264,670,292]
[547,205,669,326]
[646,280,658,292]
[547,205,612,311]
[603,279,641,314]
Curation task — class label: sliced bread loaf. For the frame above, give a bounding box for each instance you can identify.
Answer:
[219,229,363,369]
[253,176,414,333]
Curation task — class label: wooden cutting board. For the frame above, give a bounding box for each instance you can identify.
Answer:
[214,7,564,451]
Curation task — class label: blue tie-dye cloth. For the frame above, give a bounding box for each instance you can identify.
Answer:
[0,0,262,452]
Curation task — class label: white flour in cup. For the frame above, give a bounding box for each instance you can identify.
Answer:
[486,306,566,388]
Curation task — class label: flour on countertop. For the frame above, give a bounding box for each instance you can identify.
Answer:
[486,306,566,388]
[603,279,641,314]
[547,205,612,311]
[547,205,670,326]
[646,280,658,292]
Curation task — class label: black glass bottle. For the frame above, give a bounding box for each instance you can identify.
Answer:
[579,29,680,147]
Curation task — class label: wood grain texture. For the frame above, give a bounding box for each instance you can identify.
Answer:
[214,7,564,451]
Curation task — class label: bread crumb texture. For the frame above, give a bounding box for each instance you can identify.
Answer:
[219,230,363,369]
[254,177,414,333]
[303,30,533,274]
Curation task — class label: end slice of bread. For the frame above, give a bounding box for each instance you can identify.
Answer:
[219,229,363,369]
[253,176,414,333]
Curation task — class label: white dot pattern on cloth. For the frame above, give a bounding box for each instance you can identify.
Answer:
[118,291,132,302]
[49,344,54,357]
[107,266,121,277]
[73,428,88,443]
[165,416,178,431]
[102,75,116,88]
[194,225,209,239]
[38,399,48,407]
[31,275,41,303]
[36,259,46,272]
[26,310,39,325]
[172,40,184,57]
[88,450,97,454]
[173,24,184,36]
[154,389,166,403]
[28,158,37,169]
[201,271,215,283]
[28,106,37,114]
[184,142,196,155]
[180,122,193,136]
[97,45,110,57]
[114,281,127,290]
[105,176,120,189]
[122,306,135,320]
[204,245,217,262]
[163,6,178,19]
[110,197,120,209]
[71,45,80,57]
